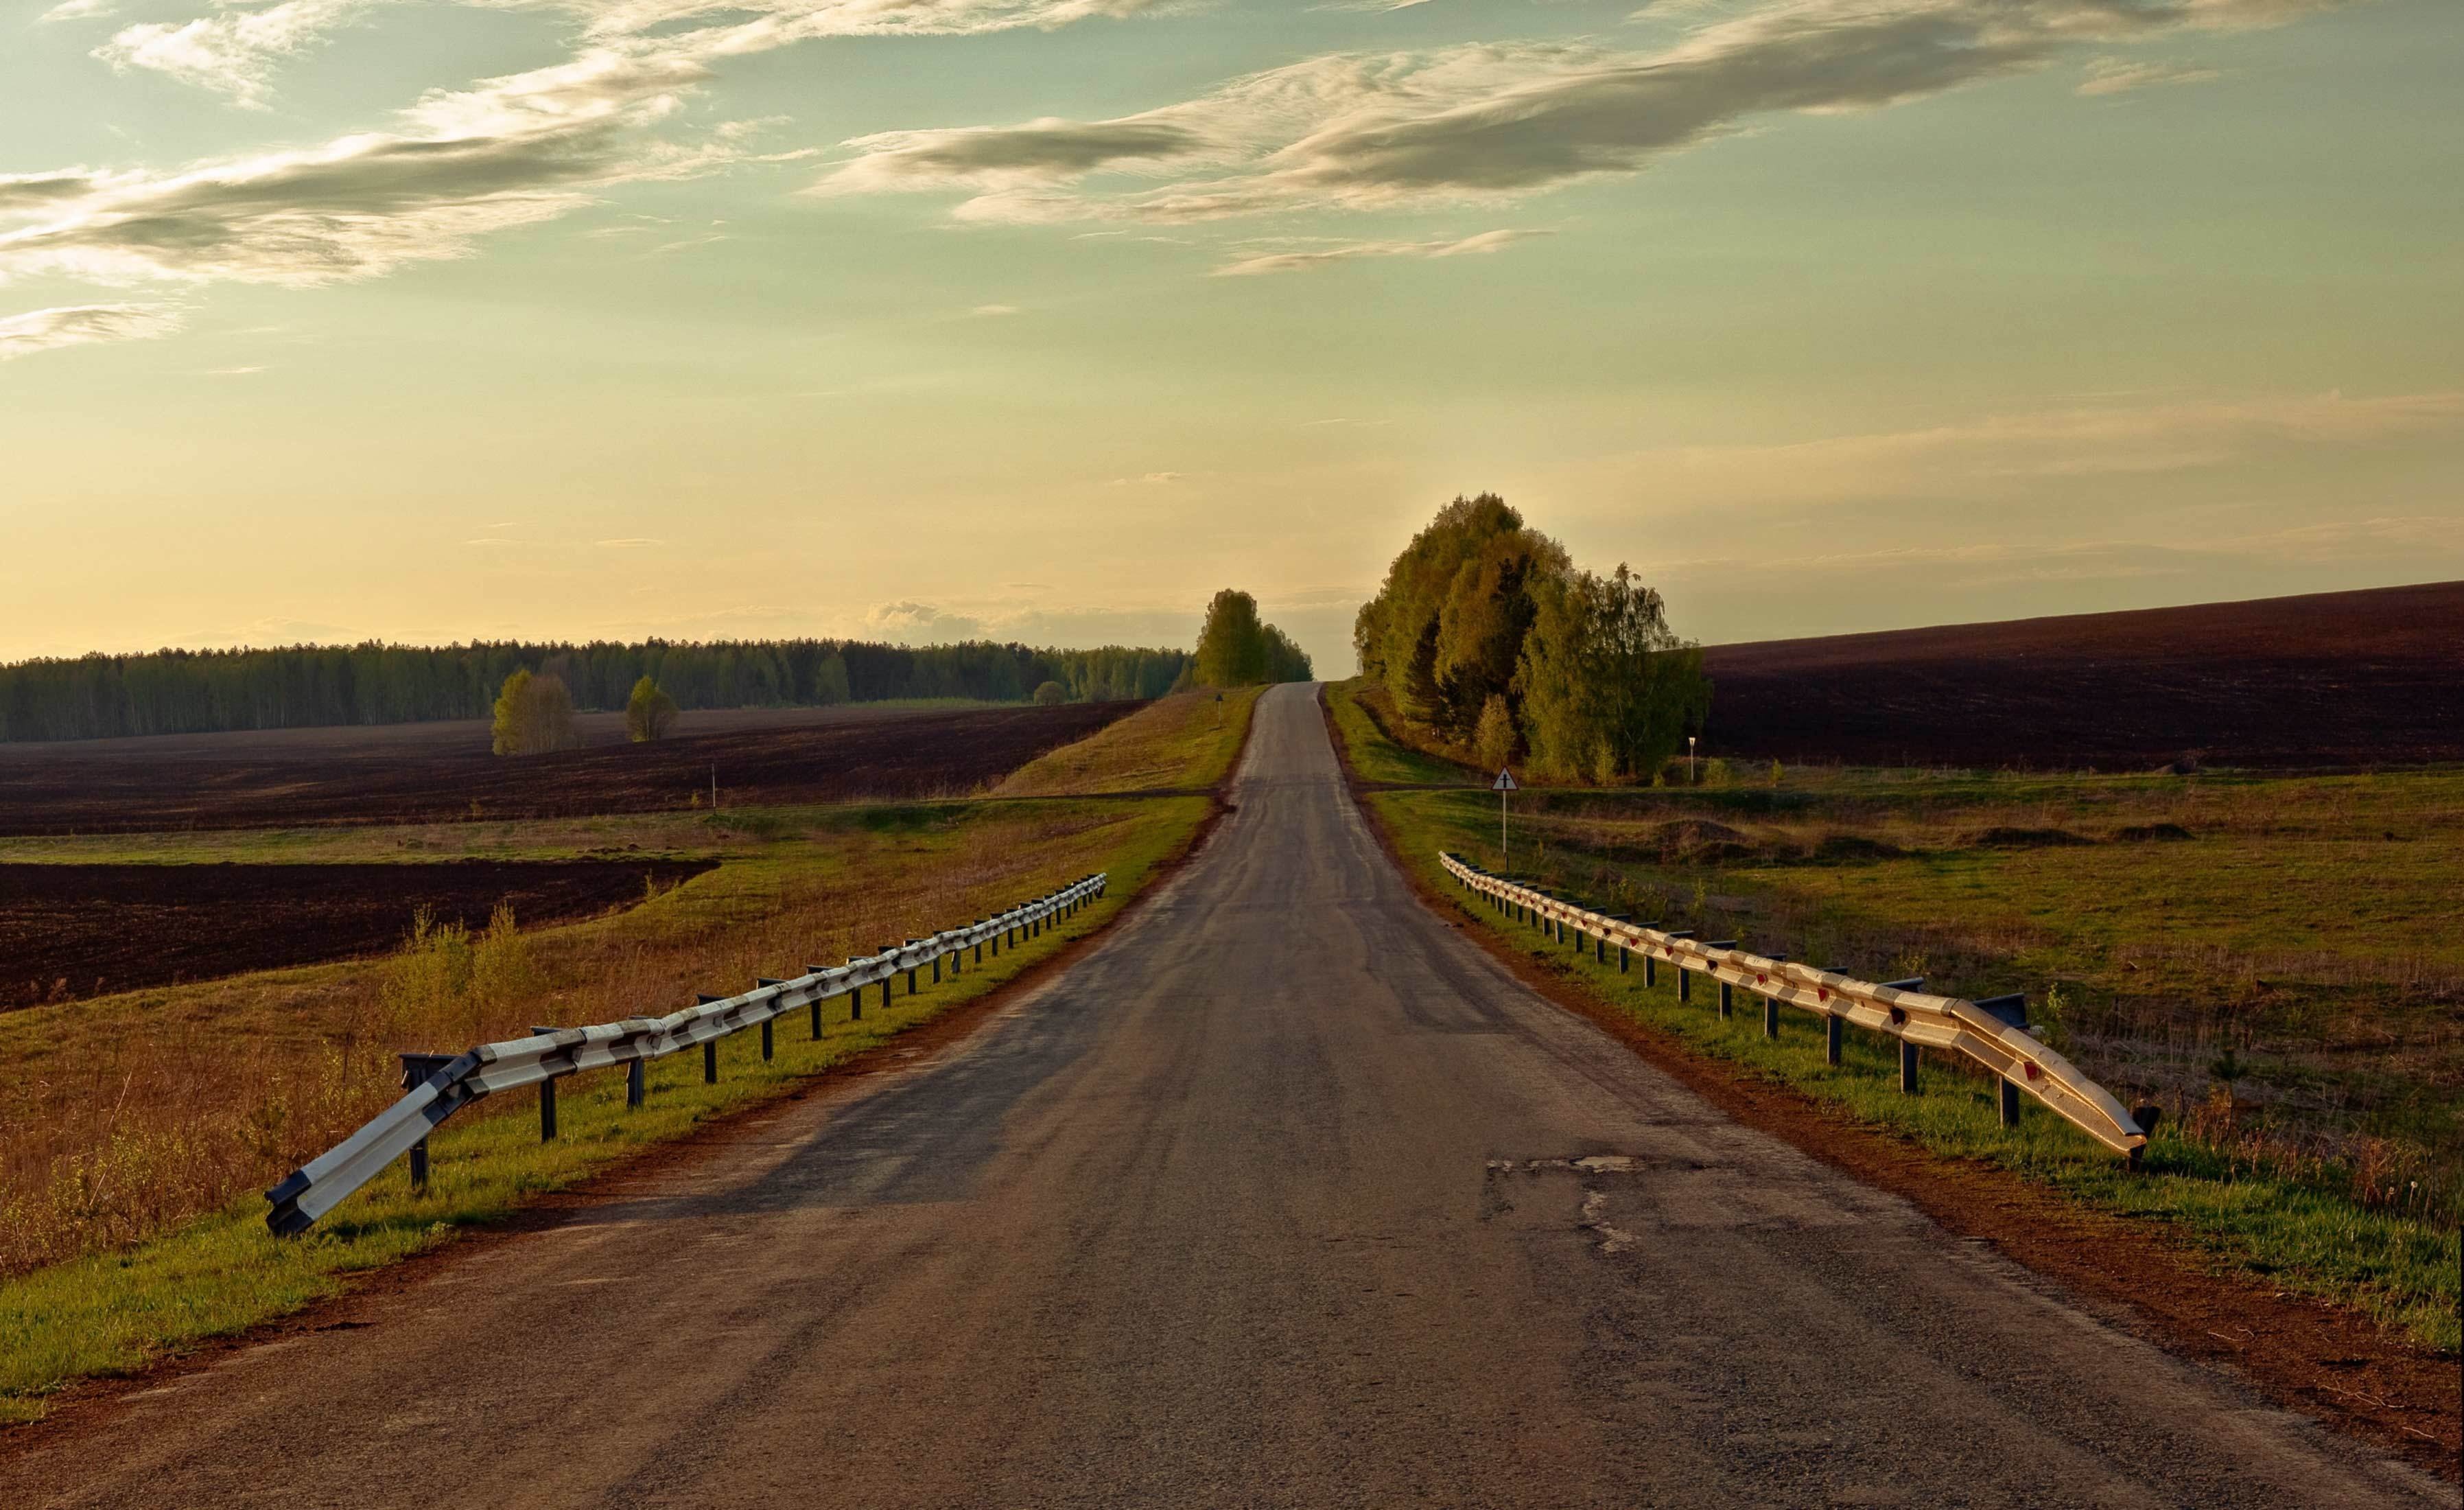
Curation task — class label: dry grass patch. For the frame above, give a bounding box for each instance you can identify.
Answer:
[994,687,1262,795]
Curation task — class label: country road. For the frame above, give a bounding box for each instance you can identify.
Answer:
[4,684,2444,1509]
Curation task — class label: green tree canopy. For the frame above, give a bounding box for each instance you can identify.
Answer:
[491,670,578,757]
[1516,564,1709,783]
[1352,494,1567,741]
[1355,496,1709,782]
[1194,590,1314,688]
[624,675,679,742]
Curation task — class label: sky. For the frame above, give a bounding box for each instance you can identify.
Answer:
[3,0,2459,675]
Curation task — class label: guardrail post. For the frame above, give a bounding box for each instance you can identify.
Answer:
[410,1137,429,1189]
[1680,964,1691,1003]
[397,1052,454,1187]
[932,953,943,984]
[1824,1014,1842,1065]
[1645,954,1656,987]
[529,1026,562,1141]
[1899,1041,1920,1095]
[1763,992,1779,1038]
[1999,1077,2021,1128]
[627,1058,646,1106]
[1619,943,1629,973]
[812,998,824,1039]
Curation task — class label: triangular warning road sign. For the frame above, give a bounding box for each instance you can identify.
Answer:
[1492,768,1518,791]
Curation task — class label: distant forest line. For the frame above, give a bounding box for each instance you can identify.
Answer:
[0,640,1193,744]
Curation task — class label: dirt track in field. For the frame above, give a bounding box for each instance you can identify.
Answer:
[0,702,1137,835]
[0,859,717,1008]
[1700,579,2464,769]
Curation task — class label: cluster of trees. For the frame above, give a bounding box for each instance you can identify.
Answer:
[0,638,1192,743]
[1354,495,1709,783]
[1192,590,1314,688]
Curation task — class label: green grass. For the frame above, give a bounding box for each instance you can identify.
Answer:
[994,686,1263,795]
[0,690,1263,1423]
[1322,680,1474,786]
[1324,685,2461,1355]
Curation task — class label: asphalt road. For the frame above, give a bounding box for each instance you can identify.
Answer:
[6,684,2444,1509]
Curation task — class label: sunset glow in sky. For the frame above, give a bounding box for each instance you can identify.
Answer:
[5,0,2459,671]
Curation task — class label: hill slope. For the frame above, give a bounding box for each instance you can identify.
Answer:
[1698,580,2463,769]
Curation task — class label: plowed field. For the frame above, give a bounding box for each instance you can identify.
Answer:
[0,858,717,1008]
[0,701,1138,835]
[1699,579,2463,769]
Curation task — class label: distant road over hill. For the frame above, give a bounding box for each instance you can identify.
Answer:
[1699,581,2464,769]
[5,686,2439,1509]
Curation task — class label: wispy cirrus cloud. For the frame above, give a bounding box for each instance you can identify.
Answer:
[1212,226,1541,275]
[95,0,366,106]
[817,0,2360,224]
[1607,389,2464,506]
[0,48,760,288]
[90,0,1164,106]
[2076,56,2222,94]
[0,302,184,360]
[13,0,1166,333]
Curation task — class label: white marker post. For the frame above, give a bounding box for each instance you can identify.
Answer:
[1688,735,1697,785]
[1493,766,1517,857]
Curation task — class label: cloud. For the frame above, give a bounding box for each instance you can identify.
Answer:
[1212,226,1541,275]
[596,536,664,546]
[820,0,2356,223]
[1110,469,1185,484]
[863,599,984,642]
[969,302,1020,316]
[0,302,183,360]
[202,362,265,373]
[91,0,1167,108]
[95,0,366,108]
[0,47,742,288]
[37,0,117,20]
[2077,56,2222,94]
[1606,389,2464,506]
[14,0,1164,312]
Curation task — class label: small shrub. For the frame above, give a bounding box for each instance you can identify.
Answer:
[1032,681,1067,707]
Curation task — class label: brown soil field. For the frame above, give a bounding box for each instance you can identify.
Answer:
[0,859,717,1008]
[0,701,1138,835]
[1699,579,2464,769]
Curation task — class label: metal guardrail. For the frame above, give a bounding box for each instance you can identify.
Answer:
[1440,853,2148,1159]
[265,872,1110,1234]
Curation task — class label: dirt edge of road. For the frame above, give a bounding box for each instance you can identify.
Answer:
[1316,688,2463,1481]
[0,784,1242,1465]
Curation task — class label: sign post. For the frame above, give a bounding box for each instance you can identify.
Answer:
[1492,767,1518,857]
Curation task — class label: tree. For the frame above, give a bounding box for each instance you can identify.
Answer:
[625,675,679,742]
[1194,590,1313,688]
[1516,565,1708,784]
[1352,494,1565,739]
[1195,590,1269,688]
[491,669,577,756]
[1032,681,1067,706]
[1473,693,1517,772]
